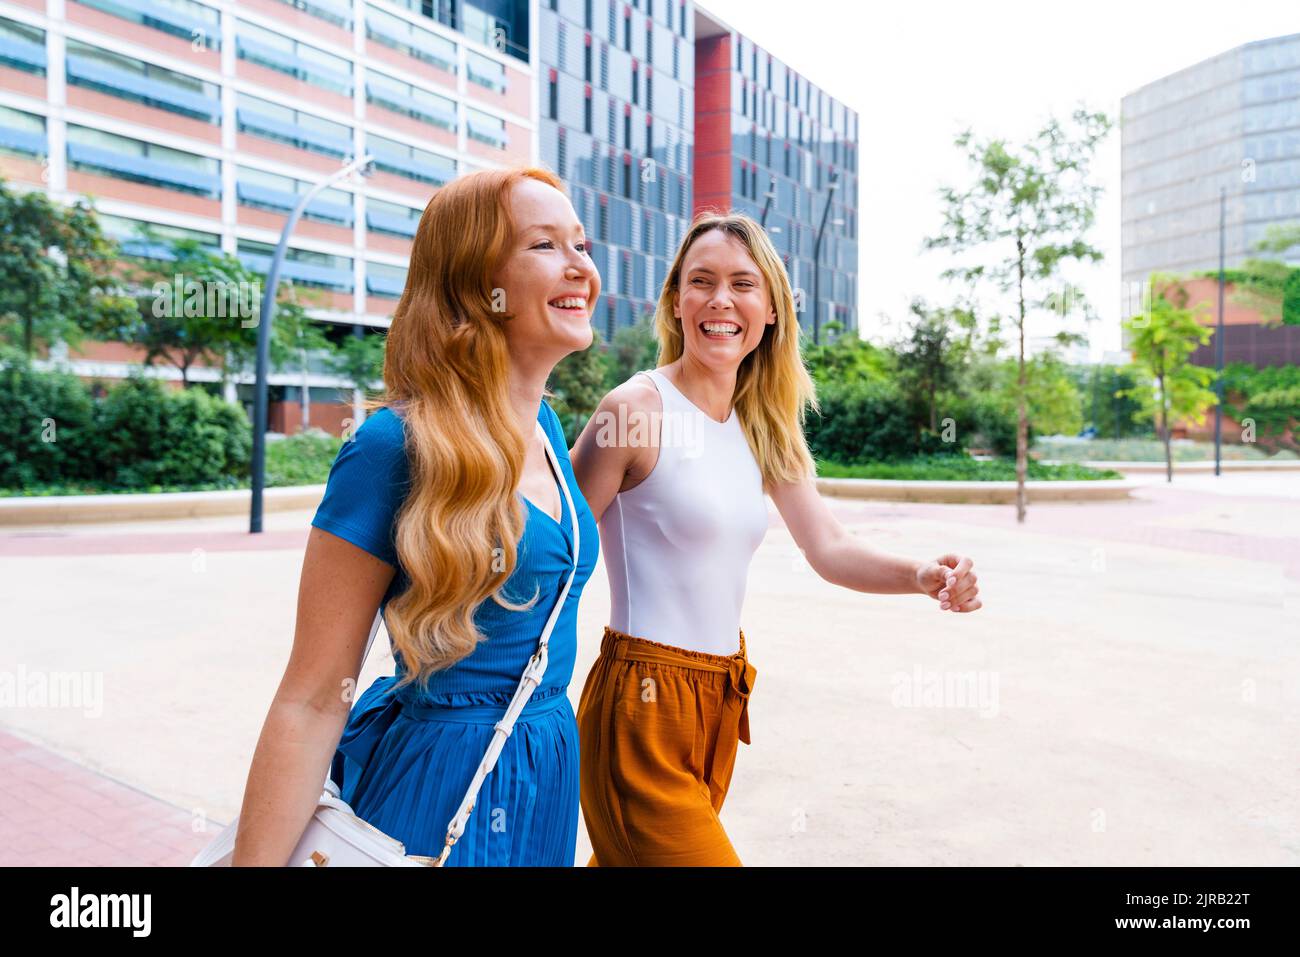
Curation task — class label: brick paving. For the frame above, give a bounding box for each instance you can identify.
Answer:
[0,728,219,867]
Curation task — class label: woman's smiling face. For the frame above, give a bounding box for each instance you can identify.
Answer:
[492,177,600,357]
[672,228,775,371]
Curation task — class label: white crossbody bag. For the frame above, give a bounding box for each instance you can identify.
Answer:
[191,421,580,867]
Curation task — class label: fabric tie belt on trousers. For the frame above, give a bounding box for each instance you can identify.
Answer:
[603,627,757,801]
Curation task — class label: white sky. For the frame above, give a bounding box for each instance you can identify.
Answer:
[696,0,1299,360]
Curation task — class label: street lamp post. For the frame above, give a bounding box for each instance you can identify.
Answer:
[250,153,373,534]
[811,169,838,345]
[1214,185,1226,478]
[760,177,776,228]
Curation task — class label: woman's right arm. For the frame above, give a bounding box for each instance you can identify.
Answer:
[230,527,396,866]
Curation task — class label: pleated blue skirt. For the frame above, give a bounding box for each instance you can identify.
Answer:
[329,674,580,866]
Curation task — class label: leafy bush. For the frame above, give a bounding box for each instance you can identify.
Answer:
[264,431,341,486]
[0,347,98,486]
[804,381,920,464]
[0,358,252,492]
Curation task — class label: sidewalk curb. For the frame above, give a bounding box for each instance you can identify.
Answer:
[1067,459,1300,473]
[0,485,326,526]
[815,478,1137,504]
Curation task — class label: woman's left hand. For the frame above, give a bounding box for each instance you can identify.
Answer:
[915,554,982,613]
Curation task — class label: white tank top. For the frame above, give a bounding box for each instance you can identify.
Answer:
[601,368,770,656]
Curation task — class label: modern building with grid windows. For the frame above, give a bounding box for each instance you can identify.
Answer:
[3,0,860,434]
[0,0,533,431]
[1120,32,1300,367]
[693,6,858,341]
[537,0,858,342]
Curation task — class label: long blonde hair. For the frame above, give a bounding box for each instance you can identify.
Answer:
[361,166,565,695]
[653,211,819,492]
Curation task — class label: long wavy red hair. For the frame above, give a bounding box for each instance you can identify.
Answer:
[361,166,566,695]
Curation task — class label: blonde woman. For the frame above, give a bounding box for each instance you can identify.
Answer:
[231,167,601,866]
[570,212,982,866]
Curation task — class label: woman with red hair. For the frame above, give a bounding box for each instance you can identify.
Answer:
[231,167,602,866]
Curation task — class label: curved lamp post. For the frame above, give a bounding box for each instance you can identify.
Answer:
[250,153,373,533]
[811,169,839,345]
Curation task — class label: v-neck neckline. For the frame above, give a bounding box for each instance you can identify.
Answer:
[518,417,568,535]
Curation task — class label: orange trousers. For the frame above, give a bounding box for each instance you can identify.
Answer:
[576,624,757,866]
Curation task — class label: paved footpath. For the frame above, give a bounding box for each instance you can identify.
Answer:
[2,472,1296,866]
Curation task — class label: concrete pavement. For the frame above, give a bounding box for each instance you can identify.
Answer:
[1,474,1296,865]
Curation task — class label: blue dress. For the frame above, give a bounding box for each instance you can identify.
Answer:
[310,399,599,866]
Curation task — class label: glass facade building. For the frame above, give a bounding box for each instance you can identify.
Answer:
[1121,32,1300,291]
[537,0,859,342]
[1,0,861,431]
[693,8,858,339]
[537,0,696,341]
[0,0,532,428]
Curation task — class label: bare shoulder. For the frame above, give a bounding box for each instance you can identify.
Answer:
[601,371,661,418]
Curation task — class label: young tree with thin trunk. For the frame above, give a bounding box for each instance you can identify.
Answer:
[1119,275,1217,483]
[924,107,1111,522]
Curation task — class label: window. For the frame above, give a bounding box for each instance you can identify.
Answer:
[66,40,220,122]
[0,16,46,76]
[600,42,608,88]
[276,0,351,30]
[547,69,557,119]
[366,197,422,238]
[237,91,351,157]
[77,0,220,50]
[466,107,507,149]
[583,87,592,133]
[623,107,631,148]
[632,62,639,105]
[66,123,221,198]
[237,165,353,227]
[0,104,46,160]
[100,213,219,259]
[466,50,506,94]
[368,70,457,131]
[366,261,408,298]
[623,7,630,51]
[366,6,457,73]
[584,34,592,81]
[557,125,567,178]
[368,133,456,185]
[236,20,351,95]
[238,239,353,292]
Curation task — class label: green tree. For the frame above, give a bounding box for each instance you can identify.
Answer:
[891,298,965,439]
[1119,275,1218,482]
[0,177,136,356]
[603,313,660,390]
[924,106,1112,521]
[1064,363,1147,439]
[548,327,610,445]
[325,328,387,408]
[121,232,328,389]
[803,327,893,390]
